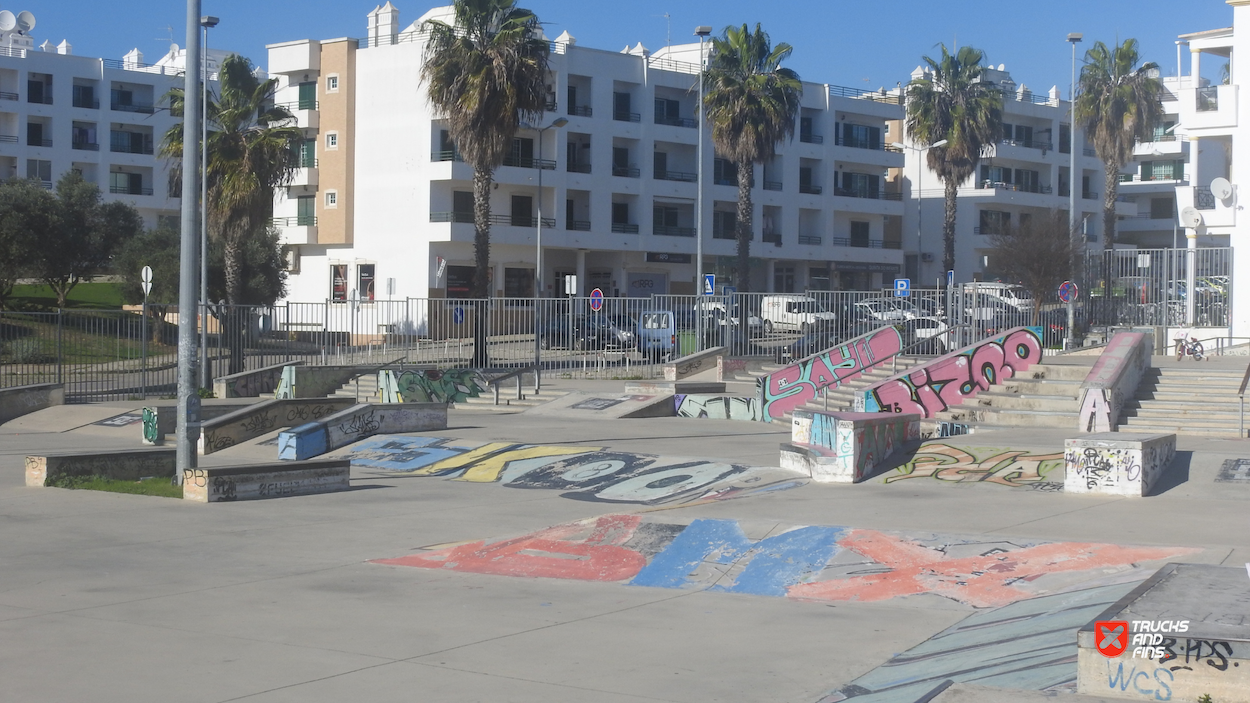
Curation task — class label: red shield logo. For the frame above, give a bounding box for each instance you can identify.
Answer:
[1095,620,1129,657]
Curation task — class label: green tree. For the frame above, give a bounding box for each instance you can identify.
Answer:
[24,172,142,308]
[160,53,302,373]
[1075,39,1163,300]
[0,178,55,309]
[906,45,1003,278]
[703,23,802,298]
[422,0,550,365]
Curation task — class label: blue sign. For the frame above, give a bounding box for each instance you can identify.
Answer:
[703,274,715,296]
[947,270,955,288]
[1058,280,1078,304]
[893,278,911,297]
[722,285,737,296]
[589,288,604,311]
[453,307,465,325]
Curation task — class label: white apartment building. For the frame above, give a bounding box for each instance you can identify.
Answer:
[0,21,227,228]
[897,65,1117,284]
[267,3,908,305]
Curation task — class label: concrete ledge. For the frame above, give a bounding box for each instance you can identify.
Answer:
[182,460,351,502]
[1077,331,1152,433]
[717,357,749,382]
[278,402,448,461]
[151,401,258,441]
[199,398,358,454]
[782,410,920,483]
[662,346,725,381]
[623,380,725,395]
[0,383,64,425]
[674,394,762,421]
[1064,432,1175,496]
[214,361,302,398]
[26,448,176,487]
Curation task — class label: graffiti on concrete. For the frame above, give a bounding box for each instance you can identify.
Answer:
[227,367,286,398]
[375,515,1196,609]
[1217,458,1250,483]
[1077,388,1115,434]
[142,407,161,445]
[674,394,762,421]
[760,326,903,421]
[860,327,1043,418]
[817,583,1139,702]
[880,441,1065,488]
[791,412,919,482]
[94,412,144,427]
[1063,437,1174,495]
[344,435,805,505]
[387,369,487,404]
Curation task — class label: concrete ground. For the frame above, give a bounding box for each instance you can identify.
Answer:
[1,386,1248,703]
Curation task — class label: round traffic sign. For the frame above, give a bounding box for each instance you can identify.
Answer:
[589,288,604,312]
[1058,281,1078,304]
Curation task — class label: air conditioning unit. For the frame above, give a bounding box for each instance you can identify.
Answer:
[920,252,934,262]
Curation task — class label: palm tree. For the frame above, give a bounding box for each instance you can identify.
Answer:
[161,54,302,373]
[1075,39,1162,301]
[906,45,1003,279]
[703,23,802,299]
[422,0,549,365]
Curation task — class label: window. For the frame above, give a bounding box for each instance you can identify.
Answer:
[654,98,680,125]
[979,210,1011,235]
[326,75,339,92]
[839,123,880,149]
[1150,197,1174,220]
[298,140,316,168]
[297,81,316,110]
[713,210,736,239]
[713,158,737,185]
[1142,160,1184,181]
[72,84,96,109]
[504,268,534,297]
[296,196,315,225]
[331,264,348,302]
[653,204,678,233]
[325,132,338,149]
[452,191,473,223]
[1059,124,1072,154]
[507,138,534,167]
[510,195,532,226]
[357,263,375,301]
[26,159,50,183]
[850,221,870,248]
[612,202,630,224]
[325,191,337,208]
[840,172,879,198]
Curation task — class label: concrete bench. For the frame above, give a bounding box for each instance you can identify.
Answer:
[1064,432,1176,496]
[0,383,64,425]
[144,401,258,445]
[198,398,358,454]
[182,460,351,502]
[662,346,725,381]
[278,402,448,461]
[26,448,176,487]
[780,410,920,483]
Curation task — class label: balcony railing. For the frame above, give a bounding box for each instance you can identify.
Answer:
[429,212,554,227]
[430,211,473,224]
[763,180,783,191]
[112,102,155,114]
[27,93,53,105]
[611,165,640,178]
[566,219,591,231]
[799,132,824,144]
[27,138,51,147]
[1119,173,1187,183]
[834,187,903,200]
[566,162,591,174]
[882,240,903,249]
[501,155,556,170]
[1083,147,1097,157]
[110,136,154,155]
[73,97,100,109]
[653,224,696,237]
[999,138,1054,151]
[569,105,592,117]
[762,231,781,245]
[276,100,318,111]
[975,181,1053,194]
[273,215,318,227]
[712,229,735,240]
[0,134,15,143]
[973,226,1007,235]
[72,140,100,151]
[714,176,735,186]
[833,134,890,150]
[797,234,822,245]
[110,184,153,196]
[611,222,639,234]
[827,84,902,105]
[655,169,697,183]
[1082,190,1097,200]
[1194,186,1216,210]
[613,110,641,123]
[0,91,16,101]
[799,184,823,195]
[831,237,891,248]
[655,115,696,128]
[431,150,463,163]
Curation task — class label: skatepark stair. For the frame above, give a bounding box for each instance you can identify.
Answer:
[932,357,1095,430]
[1117,360,1249,437]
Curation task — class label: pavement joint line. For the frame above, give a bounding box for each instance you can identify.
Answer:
[400,659,685,702]
[979,496,1128,534]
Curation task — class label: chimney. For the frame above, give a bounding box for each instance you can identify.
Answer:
[376,2,400,44]
[123,48,144,69]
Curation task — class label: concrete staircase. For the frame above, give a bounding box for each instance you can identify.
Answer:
[731,356,928,422]
[1118,362,1248,437]
[332,374,380,402]
[932,357,1095,430]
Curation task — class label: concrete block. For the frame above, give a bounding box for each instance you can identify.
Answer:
[623,380,725,395]
[717,357,748,382]
[1077,563,1250,702]
[1064,433,1176,497]
[662,346,724,381]
[182,460,351,502]
[277,402,448,461]
[0,383,64,425]
[782,410,921,483]
[214,361,302,398]
[26,449,177,487]
[1077,331,1153,433]
[199,398,358,454]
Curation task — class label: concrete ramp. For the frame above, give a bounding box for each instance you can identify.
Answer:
[523,391,674,419]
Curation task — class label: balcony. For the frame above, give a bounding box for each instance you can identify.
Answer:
[277,100,319,112]
[831,237,894,248]
[73,97,100,109]
[290,166,318,187]
[655,169,697,183]
[974,181,1054,195]
[431,150,463,163]
[566,161,591,174]
[271,215,317,244]
[110,133,154,155]
[763,180,783,191]
[653,224,695,237]
[566,219,591,231]
[800,132,824,144]
[26,138,51,147]
[111,101,154,114]
[273,215,318,227]
[501,155,556,170]
[110,184,154,196]
[799,184,823,195]
[430,212,555,227]
[998,138,1053,151]
[797,234,822,245]
[611,165,640,178]
[613,110,641,123]
[1180,84,1237,129]
[973,227,1007,235]
[1119,172,1187,184]
[611,222,639,234]
[568,105,592,117]
[0,91,16,101]
[72,140,100,151]
[654,115,696,129]
[1082,190,1098,200]
[834,187,903,200]
[833,134,897,151]
[28,93,53,105]
[762,231,781,245]
[0,134,15,143]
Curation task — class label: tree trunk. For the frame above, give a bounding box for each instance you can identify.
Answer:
[942,178,958,284]
[223,236,246,375]
[1102,163,1119,323]
[471,167,493,368]
[734,161,754,343]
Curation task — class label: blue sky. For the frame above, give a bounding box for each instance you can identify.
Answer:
[29,1,1236,91]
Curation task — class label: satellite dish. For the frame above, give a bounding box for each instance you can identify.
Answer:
[1180,206,1203,229]
[16,10,34,32]
[1210,177,1233,201]
[0,11,15,32]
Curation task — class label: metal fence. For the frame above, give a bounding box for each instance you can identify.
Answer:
[1080,247,1231,328]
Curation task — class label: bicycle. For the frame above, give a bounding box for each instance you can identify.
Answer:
[1175,337,1205,362]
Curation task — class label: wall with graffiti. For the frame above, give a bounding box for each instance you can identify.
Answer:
[1076,331,1151,433]
[857,327,1043,418]
[879,441,1066,489]
[759,326,903,422]
[787,410,920,482]
[380,369,488,404]
[1063,435,1175,496]
[342,434,806,505]
[674,394,762,421]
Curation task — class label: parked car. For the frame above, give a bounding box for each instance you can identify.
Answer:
[539,315,634,351]
[759,294,837,334]
[637,310,676,361]
[961,282,1034,312]
[855,297,923,322]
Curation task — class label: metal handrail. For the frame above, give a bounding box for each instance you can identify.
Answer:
[891,324,973,373]
[1239,360,1250,438]
[489,364,539,404]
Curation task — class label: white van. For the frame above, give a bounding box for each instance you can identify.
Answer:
[961,283,1034,312]
[760,295,837,333]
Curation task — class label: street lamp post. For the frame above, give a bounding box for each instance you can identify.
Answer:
[522,116,567,389]
[1068,32,1083,348]
[890,138,946,283]
[694,26,711,352]
[199,15,218,389]
[175,0,204,483]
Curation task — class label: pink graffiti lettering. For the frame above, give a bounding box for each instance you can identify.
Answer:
[763,327,903,420]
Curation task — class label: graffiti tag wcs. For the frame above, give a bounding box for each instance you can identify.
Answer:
[760,326,903,421]
[859,327,1043,417]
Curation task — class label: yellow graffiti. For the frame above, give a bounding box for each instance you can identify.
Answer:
[884,442,1064,487]
[407,442,516,476]
[454,445,600,483]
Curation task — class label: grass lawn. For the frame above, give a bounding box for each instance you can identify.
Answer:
[8,282,126,309]
[47,474,183,498]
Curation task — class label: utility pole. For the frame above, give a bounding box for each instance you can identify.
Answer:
[175,0,203,484]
